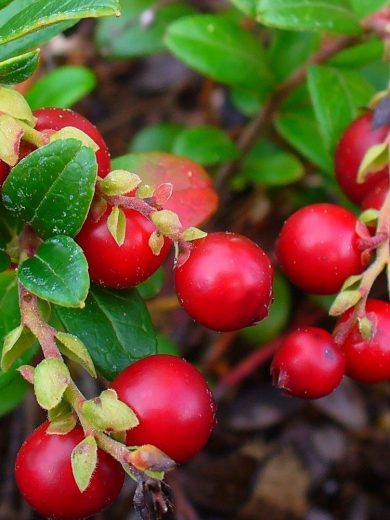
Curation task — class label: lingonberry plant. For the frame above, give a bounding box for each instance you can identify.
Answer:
[1,0,390,519]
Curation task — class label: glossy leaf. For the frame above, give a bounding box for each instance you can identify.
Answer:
[329,39,385,68]
[276,108,333,172]
[173,126,239,166]
[0,49,39,85]
[240,151,304,186]
[54,285,157,381]
[257,0,361,35]
[130,123,184,153]
[267,30,320,82]
[0,0,14,9]
[165,14,273,91]
[230,0,257,16]
[26,66,96,109]
[0,376,29,417]
[350,0,389,17]
[0,0,120,45]
[18,236,89,308]
[2,139,97,238]
[0,21,74,62]
[307,65,375,151]
[113,152,218,228]
[0,270,38,389]
[96,0,195,58]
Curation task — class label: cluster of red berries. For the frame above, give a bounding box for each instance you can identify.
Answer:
[272,110,390,399]
[1,107,275,519]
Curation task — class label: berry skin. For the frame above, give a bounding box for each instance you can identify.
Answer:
[174,232,273,332]
[361,178,388,211]
[276,203,365,295]
[334,112,389,204]
[336,299,390,384]
[271,327,345,399]
[76,206,171,289]
[15,422,124,520]
[111,354,216,464]
[34,107,111,178]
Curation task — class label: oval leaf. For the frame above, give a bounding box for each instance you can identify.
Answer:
[173,126,239,166]
[2,139,97,238]
[257,0,361,35]
[307,65,375,152]
[34,358,71,410]
[0,376,29,417]
[165,14,273,91]
[18,236,90,308]
[0,0,120,45]
[96,1,195,58]
[54,285,157,381]
[0,49,39,85]
[26,65,96,110]
[112,152,218,228]
[71,435,98,493]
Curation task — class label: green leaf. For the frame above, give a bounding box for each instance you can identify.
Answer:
[34,358,71,410]
[257,0,361,35]
[18,236,90,308]
[230,0,257,16]
[0,375,29,417]
[350,0,389,18]
[130,123,184,153]
[240,151,304,186]
[137,267,164,300]
[106,206,126,246]
[0,0,14,9]
[173,126,239,166]
[96,0,195,58]
[0,21,75,62]
[47,414,77,435]
[56,331,96,378]
[329,39,385,69]
[26,66,96,110]
[0,0,120,45]
[267,30,320,82]
[0,86,35,125]
[0,49,39,85]
[0,270,38,389]
[307,65,375,152]
[230,87,263,117]
[100,170,141,196]
[71,435,97,493]
[82,388,139,432]
[156,334,180,356]
[329,290,361,316]
[165,14,273,91]
[54,285,157,381]
[276,108,333,172]
[357,142,389,182]
[1,324,35,372]
[2,139,97,238]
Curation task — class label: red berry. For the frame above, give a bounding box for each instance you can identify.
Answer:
[111,354,216,463]
[335,112,389,204]
[0,161,9,186]
[276,203,365,295]
[174,232,273,332]
[336,299,390,384]
[15,422,124,520]
[361,178,388,211]
[34,108,111,178]
[76,206,171,288]
[271,327,345,399]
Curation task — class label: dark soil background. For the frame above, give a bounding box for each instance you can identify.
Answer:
[1,13,390,520]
